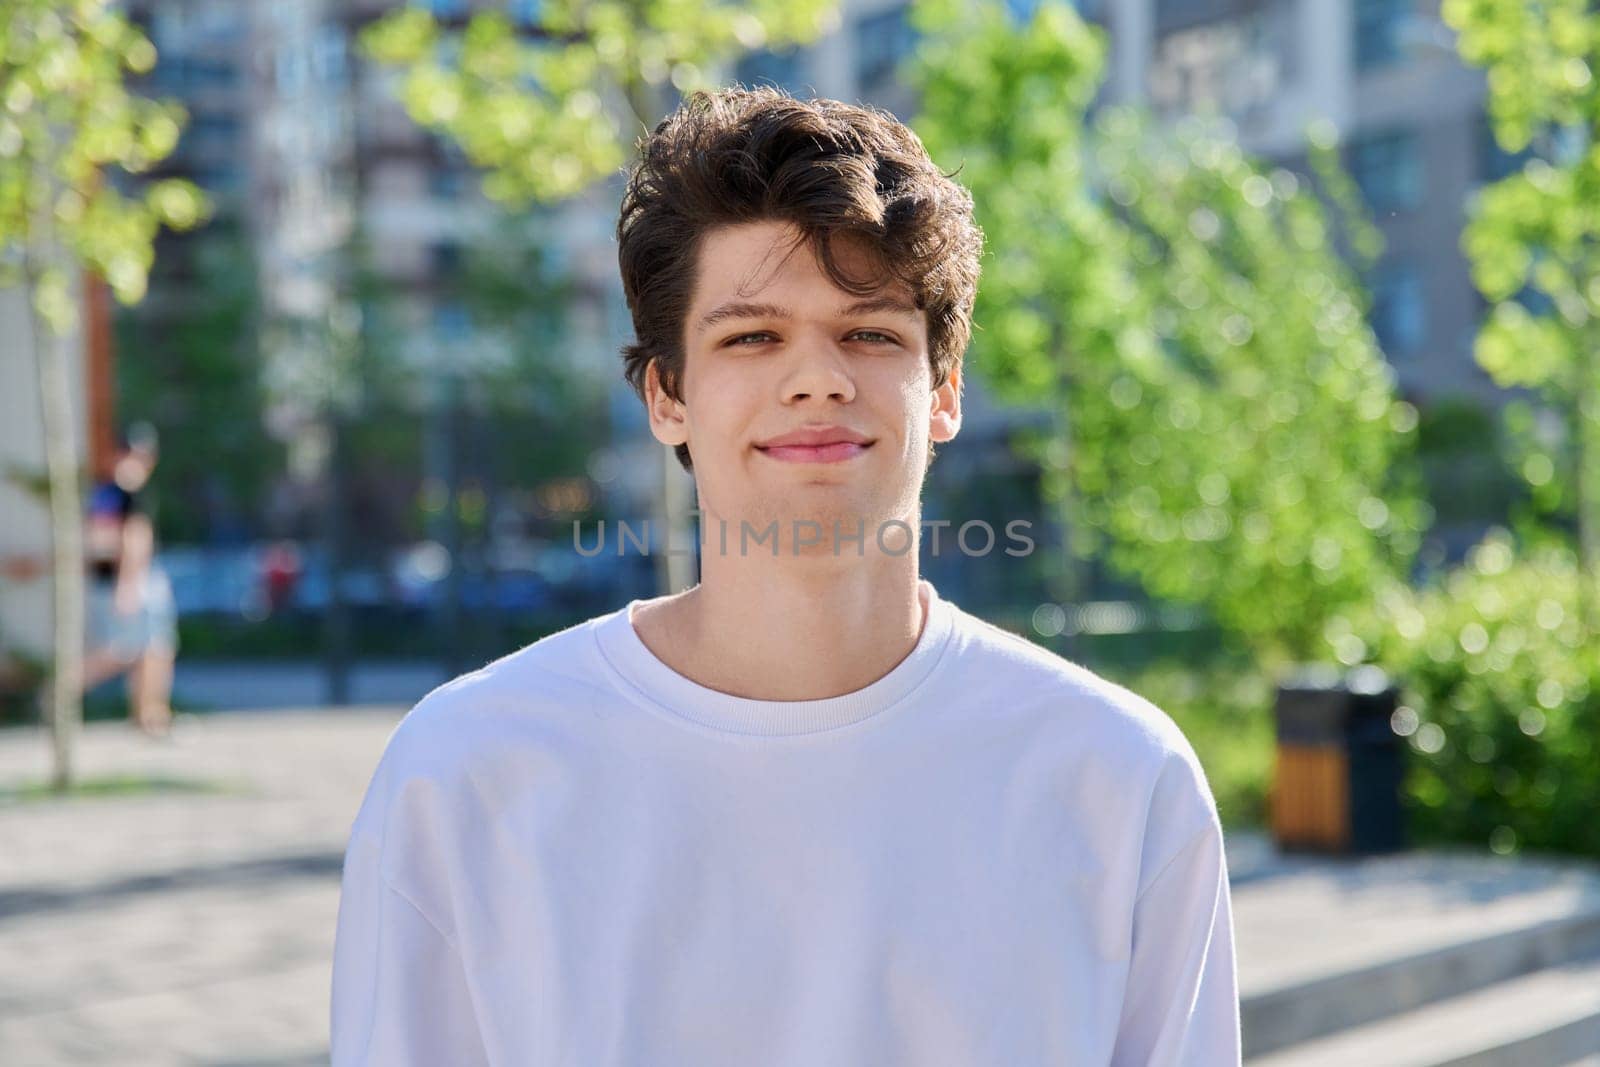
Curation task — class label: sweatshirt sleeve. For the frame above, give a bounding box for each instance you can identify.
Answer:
[1108,822,1242,1066]
[329,742,492,1067]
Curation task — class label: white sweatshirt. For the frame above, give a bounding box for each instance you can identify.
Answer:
[330,579,1240,1066]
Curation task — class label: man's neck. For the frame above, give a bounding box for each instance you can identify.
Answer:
[630,551,928,703]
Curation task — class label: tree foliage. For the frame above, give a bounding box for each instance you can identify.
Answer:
[1444,0,1600,632]
[359,0,840,204]
[115,226,279,543]
[907,0,1428,670]
[0,0,206,325]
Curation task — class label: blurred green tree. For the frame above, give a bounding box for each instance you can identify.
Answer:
[907,0,1430,675]
[358,0,841,597]
[115,224,282,544]
[0,0,206,788]
[359,2,840,203]
[1444,0,1600,634]
[442,208,609,494]
[346,208,607,560]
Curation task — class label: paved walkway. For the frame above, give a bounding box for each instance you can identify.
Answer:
[0,710,399,1067]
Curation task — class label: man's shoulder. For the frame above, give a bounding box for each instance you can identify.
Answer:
[947,603,1208,774]
[949,606,1171,724]
[374,606,621,774]
[948,602,1223,841]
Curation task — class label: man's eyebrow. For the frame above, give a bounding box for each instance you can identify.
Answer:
[838,296,921,319]
[695,295,923,333]
[695,302,792,332]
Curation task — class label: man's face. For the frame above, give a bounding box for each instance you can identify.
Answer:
[645,219,962,557]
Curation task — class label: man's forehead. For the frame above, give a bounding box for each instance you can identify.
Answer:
[702,222,902,282]
[691,225,916,317]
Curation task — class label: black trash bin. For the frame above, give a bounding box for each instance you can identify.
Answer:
[1270,664,1407,855]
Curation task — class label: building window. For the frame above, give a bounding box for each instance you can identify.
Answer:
[193,5,245,44]
[187,112,241,136]
[190,59,240,90]
[184,111,242,155]
[189,165,243,198]
[1354,0,1407,72]
[1148,5,1293,123]
[855,5,916,93]
[1370,261,1426,358]
[431,137,474,200]
[430,242,463,279]
[313,25,347,85]
[275,48,309,94]
[1349,128,1422,215]
[1156,0,1204,22]
[433,300,472,341]
[735,47,807,93]
[430,165,471,200]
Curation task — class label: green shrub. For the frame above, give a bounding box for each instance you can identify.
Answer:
[1340,528,1600,858]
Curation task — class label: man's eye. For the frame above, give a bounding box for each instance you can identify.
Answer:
[725,332,774,346]
[850,330,897,344]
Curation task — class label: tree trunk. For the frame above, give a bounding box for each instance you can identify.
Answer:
[28,259,85,791]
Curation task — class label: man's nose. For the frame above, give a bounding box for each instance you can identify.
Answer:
[779,337,856,403]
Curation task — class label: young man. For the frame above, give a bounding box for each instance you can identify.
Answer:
[331,87,1240,1065]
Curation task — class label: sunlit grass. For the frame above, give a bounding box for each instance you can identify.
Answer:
[0,772,248,806]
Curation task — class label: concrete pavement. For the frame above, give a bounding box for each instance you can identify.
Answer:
[0,710,398,1067]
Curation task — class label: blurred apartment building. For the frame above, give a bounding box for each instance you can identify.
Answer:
[127,0,356,461]
[121,0,657,534]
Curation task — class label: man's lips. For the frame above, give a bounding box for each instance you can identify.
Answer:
[756,441,873,463]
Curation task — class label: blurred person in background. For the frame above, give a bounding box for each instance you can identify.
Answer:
[261,539,303,616]
[83,422,179,737]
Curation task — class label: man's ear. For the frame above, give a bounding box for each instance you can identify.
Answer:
[644,359,690,449]
[929,361,962,444]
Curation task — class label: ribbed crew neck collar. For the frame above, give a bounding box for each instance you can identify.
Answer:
[592,579,957,737]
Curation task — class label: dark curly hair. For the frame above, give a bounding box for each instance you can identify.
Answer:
[616,85,984,472]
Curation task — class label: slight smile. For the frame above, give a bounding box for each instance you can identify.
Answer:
[754,425,876,464]
[757,441,873,463]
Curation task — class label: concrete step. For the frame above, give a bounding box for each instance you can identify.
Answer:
[1232,843,1600,1058]
[1245,949,1600,1067]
